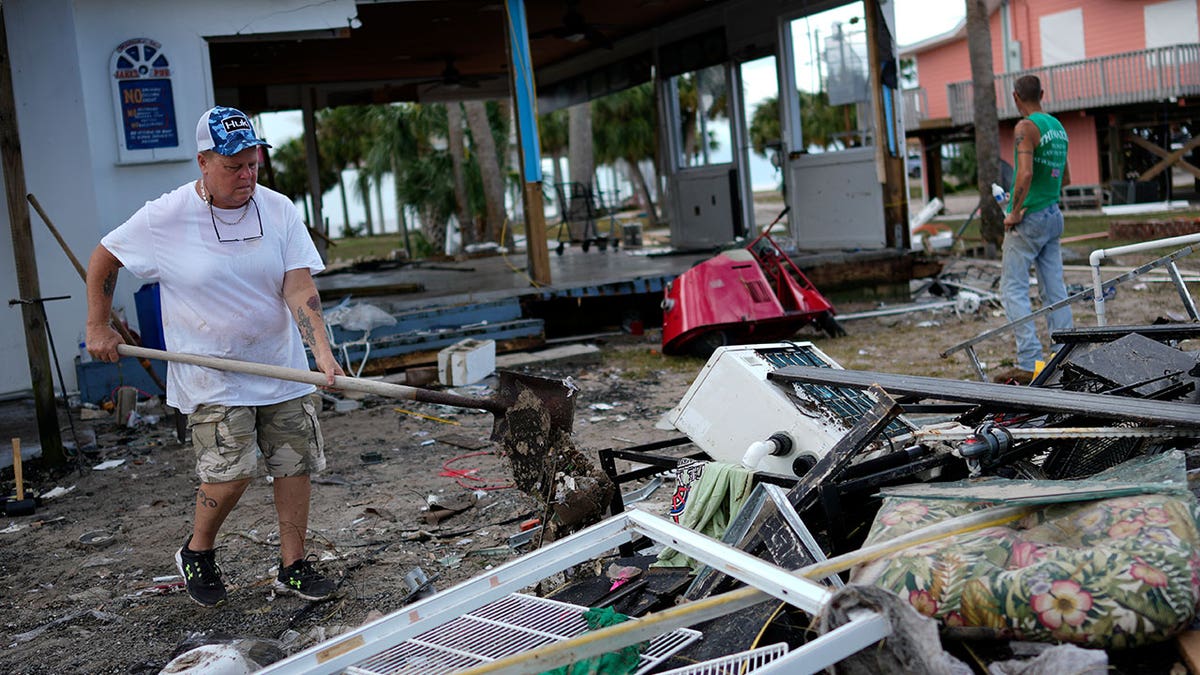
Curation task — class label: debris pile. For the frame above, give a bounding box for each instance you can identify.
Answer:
[267,327,1200,673]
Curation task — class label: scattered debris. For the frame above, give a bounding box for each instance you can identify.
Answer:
[92,459,126,470]
[13,609,124,643]
[423,491,477,525]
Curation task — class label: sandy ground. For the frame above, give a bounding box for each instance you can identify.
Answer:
[1,248,1197,674]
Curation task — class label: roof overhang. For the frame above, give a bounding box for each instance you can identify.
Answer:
[210,0,854,113]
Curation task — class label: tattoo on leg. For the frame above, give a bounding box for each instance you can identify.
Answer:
[197,489,219,509]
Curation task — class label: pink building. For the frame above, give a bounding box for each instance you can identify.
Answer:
[901,0,1200,205]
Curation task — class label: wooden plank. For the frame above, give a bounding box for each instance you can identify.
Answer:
[1060,231,1109,244]
[359,335,545,375]
[317,282,425,298]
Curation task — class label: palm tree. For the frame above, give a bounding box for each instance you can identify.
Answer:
[464,101,510,246]
[446,102,476,245]
[567,103,596,220]
[269,136,338,226]
[392,103,455,253]
[539,108,569,222]
[966,0,1004,251]
[592,83,659,225]
[318,106,376,236]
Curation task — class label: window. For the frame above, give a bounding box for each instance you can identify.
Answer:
[1145,0,1199,49]
[1040,9,1084,66]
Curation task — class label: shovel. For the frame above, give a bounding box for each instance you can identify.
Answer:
[6,438,37,517]
[116,345,575,442]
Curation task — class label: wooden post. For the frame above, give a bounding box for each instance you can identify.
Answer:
[506,0,551,286]
[0,8,64,466]
[524,183,551,285]
[864,0,909,249]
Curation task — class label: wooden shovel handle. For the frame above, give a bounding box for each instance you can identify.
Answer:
[116,344,498,413]
[11,438,22,501]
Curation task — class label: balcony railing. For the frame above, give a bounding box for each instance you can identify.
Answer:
[945,43,1200,125]
[901,87,928,131]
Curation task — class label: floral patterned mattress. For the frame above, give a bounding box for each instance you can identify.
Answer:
[853,452,1200,648]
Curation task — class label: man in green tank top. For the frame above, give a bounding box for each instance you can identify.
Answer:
[995,75,1074,385]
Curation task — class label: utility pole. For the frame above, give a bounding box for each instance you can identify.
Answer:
[0,7,65,467]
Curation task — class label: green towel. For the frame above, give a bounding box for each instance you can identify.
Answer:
[538,606,646,675]
[653,461,755,569]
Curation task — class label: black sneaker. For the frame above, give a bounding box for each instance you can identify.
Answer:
[175,536,227,607]
[274,556,337,601]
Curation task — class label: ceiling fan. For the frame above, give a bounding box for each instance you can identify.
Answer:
[418,56,488,91]
[531,0,615,50]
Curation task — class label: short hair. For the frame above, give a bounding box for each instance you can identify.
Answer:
[1013,75,1042,103]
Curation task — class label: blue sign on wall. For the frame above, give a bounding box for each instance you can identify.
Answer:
[111,38,183,161]
[118,79,177,150]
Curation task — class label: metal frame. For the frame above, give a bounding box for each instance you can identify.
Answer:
[258,510,890,674]
[769,365,1200,427]
[942,242,1200,381]
[1089,233,1200,326]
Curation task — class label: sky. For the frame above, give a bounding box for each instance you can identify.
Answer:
[256,0,967,233]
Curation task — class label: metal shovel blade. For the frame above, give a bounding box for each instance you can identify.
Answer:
[488,370,577,442]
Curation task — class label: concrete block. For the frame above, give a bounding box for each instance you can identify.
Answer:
[438,339,496,386]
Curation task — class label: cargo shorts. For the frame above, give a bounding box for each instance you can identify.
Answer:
[187,394,325,483]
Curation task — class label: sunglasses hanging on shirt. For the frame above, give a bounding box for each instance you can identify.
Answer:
[210,198,263,243]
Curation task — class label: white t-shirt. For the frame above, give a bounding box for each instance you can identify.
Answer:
[102,182,324,414]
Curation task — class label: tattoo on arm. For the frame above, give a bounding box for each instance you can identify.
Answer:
[296,311,317,346]
[102,271,118,297]
[1011,185,1028,210]
[196,488,218,509]
[305,295,321,313]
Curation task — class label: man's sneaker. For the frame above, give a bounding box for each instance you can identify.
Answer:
[175,535,227,607]
[274,556,337,601]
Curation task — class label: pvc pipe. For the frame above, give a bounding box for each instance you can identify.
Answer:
[1089,232,1200,326]
[741,440,774,469]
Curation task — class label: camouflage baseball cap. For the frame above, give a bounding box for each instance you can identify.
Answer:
[195,106,271,156]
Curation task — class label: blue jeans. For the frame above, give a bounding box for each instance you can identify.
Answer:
[1000,203,1074,371]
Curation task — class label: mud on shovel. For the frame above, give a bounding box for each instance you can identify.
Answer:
[116,345,576,442]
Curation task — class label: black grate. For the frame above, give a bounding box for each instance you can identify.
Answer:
[757,346,911,439]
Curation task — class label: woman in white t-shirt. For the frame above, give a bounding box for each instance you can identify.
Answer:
[84,106,344,607]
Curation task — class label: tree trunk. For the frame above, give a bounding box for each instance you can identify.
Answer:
[391,156,411,256]
[421,203,446,254]
[446,102,475,246]
[375,178,385,234]
[568,102,595,205]
[464,101,509,246]
[966,0,1004,253]
[359,171,374,236]
[337,172,350,236]
[625,158,659,227]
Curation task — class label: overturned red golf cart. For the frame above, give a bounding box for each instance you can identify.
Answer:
[662,228,844,356]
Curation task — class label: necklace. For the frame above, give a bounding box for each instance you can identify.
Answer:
[199,180,253,226]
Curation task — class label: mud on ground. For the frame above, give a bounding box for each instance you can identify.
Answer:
[0,252,1196,673]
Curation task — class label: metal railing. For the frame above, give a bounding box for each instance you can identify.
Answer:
[941,239,1200,381]
[945,43,1200,125]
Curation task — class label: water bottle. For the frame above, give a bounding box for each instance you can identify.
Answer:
[991,183,1009,205]
[78,331,92,364]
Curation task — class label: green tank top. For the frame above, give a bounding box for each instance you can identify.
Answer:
[1010,112,1068,214]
